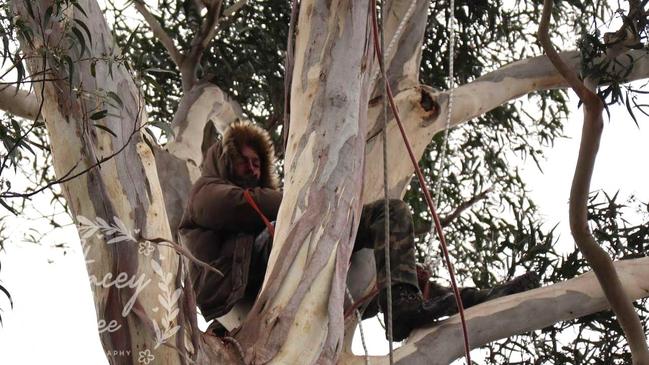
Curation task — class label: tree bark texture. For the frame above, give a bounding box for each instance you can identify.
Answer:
[11,0,198,363]
[234,0,373,363]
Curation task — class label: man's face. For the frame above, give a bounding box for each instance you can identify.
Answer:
[232,144,261,188]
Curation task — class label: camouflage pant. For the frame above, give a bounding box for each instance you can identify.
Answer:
[353,199,419,290]
[246,199,419,298]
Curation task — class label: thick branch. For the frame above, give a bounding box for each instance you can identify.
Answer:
[0,85,39,120]
[538,1,649,363]
[133,1,184,68]
[369,0,428,98]
[341,256,649,365]
[362,48,649,203]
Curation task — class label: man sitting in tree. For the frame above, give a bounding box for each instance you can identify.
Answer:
[179,121,539,341]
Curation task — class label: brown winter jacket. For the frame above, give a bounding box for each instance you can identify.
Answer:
[178,122,282,321]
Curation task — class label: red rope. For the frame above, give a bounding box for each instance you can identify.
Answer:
[368,2,472,362]
[243,189,275,237]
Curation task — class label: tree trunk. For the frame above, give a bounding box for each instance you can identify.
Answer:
[11,0,202,363]
[234,0,373,363]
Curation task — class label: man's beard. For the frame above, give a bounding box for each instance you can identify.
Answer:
[233,175,260,188]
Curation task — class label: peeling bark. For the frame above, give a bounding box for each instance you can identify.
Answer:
[10,0,228,363]
[234,0,373,363]
[362,48,649,203]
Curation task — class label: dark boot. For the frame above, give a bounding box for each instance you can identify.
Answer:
[380,284,448,342]
[460,271,540,308]
[381,273,541,341]
[429,271,542,317]
[484,271,540,299]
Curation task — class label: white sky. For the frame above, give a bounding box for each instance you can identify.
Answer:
[0,91,648,364]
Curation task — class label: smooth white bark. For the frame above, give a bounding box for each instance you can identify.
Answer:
[341,257,649,364]
[0,85,39,120]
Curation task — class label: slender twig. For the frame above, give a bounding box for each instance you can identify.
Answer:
[439,188,491,227]
[538,1,649,363]
[180,0,223,90]
[133,1,184,67]
[197,0,224,50]
[0,106,145,200]
[222,0,247,18]
[414,188,492,235]
[144,236,223,276]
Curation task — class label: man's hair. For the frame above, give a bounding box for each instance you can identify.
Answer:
[221,121,279,189]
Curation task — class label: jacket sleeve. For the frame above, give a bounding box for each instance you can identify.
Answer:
[191,182,283,233]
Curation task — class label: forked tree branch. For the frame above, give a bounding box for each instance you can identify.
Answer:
[133,0,184,68]
[538,1,649,363]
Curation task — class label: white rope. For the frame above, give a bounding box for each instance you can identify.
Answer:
[384,0,419,62]
[381,0,417,365]
[371,0,419,91]
[346,287,370,365]
[426,0,457,274]
[380,1,394,363]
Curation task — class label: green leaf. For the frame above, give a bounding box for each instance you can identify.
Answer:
[44,5,53,26]
[62,55,74,94]
[24,0,35,19]
[71,0,88,17]
[90,109,108,120]
[2,33,9,68]
[108,60,113,79]
[71,27,87,56]
[93,123,117,137]
[107,91,123,108]
[124,24,140,51]
[73,19,92,45]
[145,67,176,75]
[14,52,24,93]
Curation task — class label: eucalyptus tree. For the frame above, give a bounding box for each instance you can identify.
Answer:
[2,0,649,363]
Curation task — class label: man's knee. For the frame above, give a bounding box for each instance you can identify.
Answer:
[386,199,411,218]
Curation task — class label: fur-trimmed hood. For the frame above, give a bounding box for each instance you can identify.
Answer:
[202,121,279,189]
[179,121,283,320]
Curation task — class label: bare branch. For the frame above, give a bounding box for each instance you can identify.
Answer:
[538,1,649,363]
[180,0,223,90]
[222,0,247,18]
[413,188,492,235]
[198,1,224,50]
[341,256,649,365]
[537,0,596,102]
[0,85,39,120]
[133,0,184,68]
[439,188,492,227]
